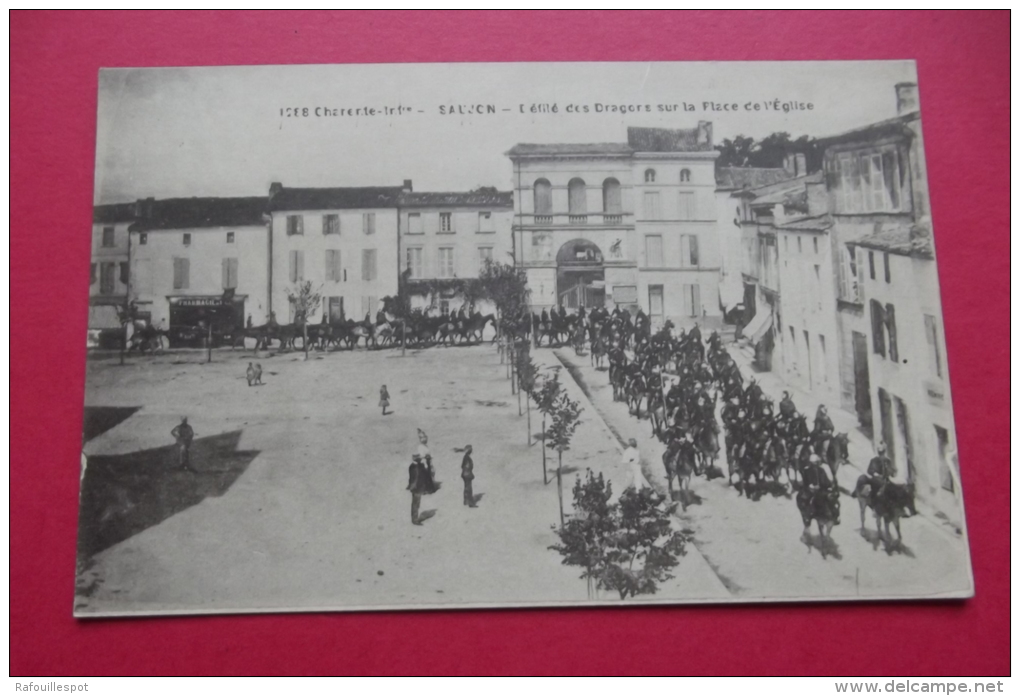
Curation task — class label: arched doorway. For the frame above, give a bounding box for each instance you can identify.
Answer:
[556,239,605,310]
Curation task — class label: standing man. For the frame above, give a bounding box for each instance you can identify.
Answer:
[407,453,428,525]
[622,438,650,490]
[461,445,477,507]
[171,417,194,472]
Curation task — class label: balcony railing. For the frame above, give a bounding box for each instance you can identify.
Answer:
[603,214,622,225]
[522,212,631,227]
[569,215,588,225]
[534,215,553,224]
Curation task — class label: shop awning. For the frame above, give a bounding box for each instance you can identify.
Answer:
[743,306,773,344]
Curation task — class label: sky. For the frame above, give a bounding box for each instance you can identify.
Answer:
[94,61,918,204]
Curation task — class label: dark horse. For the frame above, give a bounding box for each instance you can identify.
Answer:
[852,476,917,554]
[796,468,841,559]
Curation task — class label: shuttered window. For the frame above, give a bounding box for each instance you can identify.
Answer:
[101,227,115,248]
[99,262,116,294]
[173,257,190,290]
[119,262,129,285]
[534,179,552,216]
[870,299,886,357]
[643,191,660,219]
[289,250,304,283]
[680,234,699,267]
[222,258,238,289]
[323,214,340,235]
[924,314,942,378]
[677,192,696,220]
[325,249,342,282]
[885,303,898,362]
[644,235,663,267]
[408,213,423,234]
[363,213,376,235]
[683,283,701,318]
[286,215,304,236]
[362,249,377,281]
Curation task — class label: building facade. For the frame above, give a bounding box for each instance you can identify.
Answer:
[267,183,406,324]
[90,203,134,306]
[398,189,513,313]
[508,124,721,329]
[128,197,269,341]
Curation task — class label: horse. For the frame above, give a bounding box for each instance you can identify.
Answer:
[821,432,850,490]
[457,313,495,345]
[852,477,917,554]
[691,418,720,476]
[662,437,697,510]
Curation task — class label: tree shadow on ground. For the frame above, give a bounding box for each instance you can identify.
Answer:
[76,430,259,561]
[82,406,140,443]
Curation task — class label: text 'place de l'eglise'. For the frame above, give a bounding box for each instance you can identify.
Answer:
[87,82,961,535]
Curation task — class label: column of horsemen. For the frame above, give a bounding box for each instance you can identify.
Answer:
[530,304,917,555]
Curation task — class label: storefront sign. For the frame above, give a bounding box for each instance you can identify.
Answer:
[612,285,637,304]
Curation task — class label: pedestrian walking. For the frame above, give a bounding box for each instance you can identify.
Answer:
[379,385,391,416]
[622,437,650,490]
[171,417,195,472]
[461,445,477,508]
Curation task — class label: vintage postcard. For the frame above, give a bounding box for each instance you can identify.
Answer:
[78,61,972,616]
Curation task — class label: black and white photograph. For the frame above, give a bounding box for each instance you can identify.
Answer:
[77,61,973,616]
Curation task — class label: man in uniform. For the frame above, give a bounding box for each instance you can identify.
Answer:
[171,417,195,472]
[460,445,477,507]
[860,442,896,498]
[812,404,834,456]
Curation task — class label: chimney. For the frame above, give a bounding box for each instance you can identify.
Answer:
[795,153,807,176]
[806,180,827,216]
[696,121,713,147]
[268,182,283,201]
[402,179,413,193]
[895,82,919,115]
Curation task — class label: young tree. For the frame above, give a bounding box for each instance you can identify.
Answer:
[285,281,321,361]
[534,373,561,485]
[550,472,692,601]
[545,391,583,529]
[516,349,539,443]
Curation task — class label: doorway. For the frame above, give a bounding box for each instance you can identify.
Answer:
[556,239,605,310]
[852,330,873,432]
[648,285,664,331]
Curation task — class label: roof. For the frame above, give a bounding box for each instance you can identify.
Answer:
[269,186,404,212]
[130,197,267,231]
[776,214,833,232]
[745,172,823,205]
[506,142,633,158]
[817,111,920,149]
[400,190,513,208]
[627,126,713,153]
[93,203,136,224]
[715,167,794,191]
[855,221,934,259]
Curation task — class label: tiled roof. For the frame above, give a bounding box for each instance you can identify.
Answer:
[93,203,136,224]
[855,221,934,259]
[400,190,513,208]
[776,214,833,232]
[628,126,713,152]
[715,167,794,191]
[817,112,920,148]
[269,186,404,212]
[131,197,267,231]
[747,172,823,205]
[506,143,633,157]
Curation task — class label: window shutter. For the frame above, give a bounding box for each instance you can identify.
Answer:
[885,303,898,362]
[182,258,189,289]
[692,283,701,317]
[870,300,886,356]
[120,262,129,285]
[688,235,699,266]
[172,258,181,290]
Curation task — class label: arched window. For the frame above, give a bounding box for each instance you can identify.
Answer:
[680,169,692,183]
[644,168,656,183]
[568,178,587,216]
[533,179,552,216]
[602,178,621,214]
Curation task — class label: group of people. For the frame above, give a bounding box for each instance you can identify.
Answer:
[406,429,478,526]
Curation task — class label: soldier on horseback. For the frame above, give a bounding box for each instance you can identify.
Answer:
[812,404,834,456]
[855,442,895,498]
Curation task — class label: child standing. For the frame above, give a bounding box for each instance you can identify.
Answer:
[379,385,391,416]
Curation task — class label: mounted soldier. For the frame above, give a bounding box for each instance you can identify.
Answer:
[812,404,835,456]
[778,390,797,421]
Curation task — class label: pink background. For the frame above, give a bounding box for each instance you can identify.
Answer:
[10,11,1009,676]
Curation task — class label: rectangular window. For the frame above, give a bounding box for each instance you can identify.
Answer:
[99,262,116,294]
[883,252,891,283]
[643,191,660,220]
[325,249,342,282]
[478,211,494,233]
[645,235,663,267]
[323,214,340,236]
[885,303,899,362]
[408,213,423,235]
[139,232,148,245]
[363,213,376,235]
[289,250,304,283]
[439,212,453,233]
[119,262,129,285]
[870,299,886,357]
[868,251,876,280]
[677,192,696,220]
[101,226,115,248]
[226,231,235,244]
[648,285,664,317]
[837,245,860,303]
[438,247,455,278]
[222,257,238,289]
[797,236,803,253]
[680,235,699,267]
[286,215,304,236]
[924,314,943,378]
[182,233,191,246]
[406,247,423,279]
[478,245,493,270]
[361,249,377,281]
[812,236,819,254]
[172,257,190,290]
[682,283,701,318]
